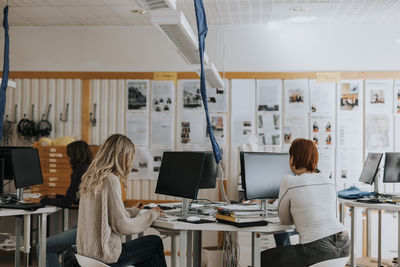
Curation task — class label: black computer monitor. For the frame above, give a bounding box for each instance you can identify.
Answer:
[383,153,400,183]
[240,152,292,200]
[0,147,18,180]
[155,151,216,199]
[198,152,217,189]
[359,153,383,185]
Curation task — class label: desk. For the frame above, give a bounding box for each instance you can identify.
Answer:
[152,219,294,267]
[339,199,400,267]
[0,206,59,267]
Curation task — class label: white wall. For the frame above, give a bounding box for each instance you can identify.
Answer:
[3,23,400,72]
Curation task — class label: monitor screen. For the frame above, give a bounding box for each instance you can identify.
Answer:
[240,152,292,200]
[155,152,208,199]
[11,148,43,189]
[198,152,217,189]
[383,153,400,183]
[359,153,383,185]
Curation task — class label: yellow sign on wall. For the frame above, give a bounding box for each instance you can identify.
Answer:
[316,72,341,83]
[153,72,178,84]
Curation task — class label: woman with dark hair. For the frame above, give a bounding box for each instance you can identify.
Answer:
[36,140,93,267]
[261,138,349,267]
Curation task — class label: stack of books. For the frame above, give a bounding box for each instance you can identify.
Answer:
[215,204,267,227]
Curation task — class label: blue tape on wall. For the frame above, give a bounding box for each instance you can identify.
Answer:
[0,5,9,143]
[193,0,222,164]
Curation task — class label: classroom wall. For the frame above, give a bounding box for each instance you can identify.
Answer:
[2,23,400,72]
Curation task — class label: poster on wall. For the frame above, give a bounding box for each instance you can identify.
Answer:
[231,79,256,146]
[318,146,335,179]
[150,149,170,179]
[338,80,363,113]
[180,112,204,145]
[204,113,226,146]
[337,114,363,149]
[150,115,174,148]
[151,80,174,115]
[127,80,149,111]
[181,80,203,111]
[395,116,400,151]
[131,146,152,179]
[207,86,227,112]
[336,148,363,181]
[257,79,282,112]
[126,113,148,146]
[283,115,309,151]
[284,79,309,114]
[309,80,335,115]
[310,115,335,147]
[394,80,400,114]
[257,113,281,147]
[365,80,393,114]
[365,114,393,151]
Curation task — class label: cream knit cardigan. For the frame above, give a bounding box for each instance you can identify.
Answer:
[77,173,159,264]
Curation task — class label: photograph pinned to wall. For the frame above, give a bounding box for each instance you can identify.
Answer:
[336,148,363,181]
[310,116,334,147]
[309,80,335,115]
[365,114,393,151]
[365,80,393,114]
[151,80,175,114]
[150,149,170,179]
[394,80,400,114]
[338,80,363,112]
[204,113,226,146]
[317,146,335,179]
[257,79,282,112]
[284,79,309,114]
[283,115,309,150]
[150,115,174,148]
[126,113,149,146]
[207,85,227,112]
[180,112,204,145]
[181,80,203,110]
[337,114,363,149]
[232,117,255,147]
[127,80,149,111]
[257,113,281,146]
[130,146,152,179]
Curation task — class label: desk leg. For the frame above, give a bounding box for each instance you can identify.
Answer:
[252,232,261,267]
[23,215,31,267]
[39,214,47,267]
[378,210,382,267]
[171,234,178,267]
[187,230,193,267]
[15,216,22,267]
[193,230,202,267]
[350,207,356,267]
[179,230,187,267]
[366,209,371,257]
[340,203,345,223]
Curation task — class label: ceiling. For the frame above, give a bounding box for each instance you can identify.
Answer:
[1,0,400,26]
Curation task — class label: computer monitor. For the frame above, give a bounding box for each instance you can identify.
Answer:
[155,151,215,199]
[0,147,18,180]
[240,152,292,200]
[359,153,383,185]
[11,148,43,189]
[383,153,400,183]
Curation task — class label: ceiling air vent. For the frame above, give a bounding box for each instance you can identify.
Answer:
[137,0,176,11]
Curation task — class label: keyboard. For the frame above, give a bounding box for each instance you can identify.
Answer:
[157,214,180,222]
[0,202,45,211]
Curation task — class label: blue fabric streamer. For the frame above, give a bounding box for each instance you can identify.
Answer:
[193,0,222,164]
[0,5,9,143]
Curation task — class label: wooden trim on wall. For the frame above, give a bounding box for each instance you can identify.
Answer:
[81,79,91,144]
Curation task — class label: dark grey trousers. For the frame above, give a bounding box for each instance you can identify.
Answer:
[261,231,350,267]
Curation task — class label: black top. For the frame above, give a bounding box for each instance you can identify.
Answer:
[40,163,89,208]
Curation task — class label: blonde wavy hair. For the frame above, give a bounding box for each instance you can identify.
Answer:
[79,134,135,196]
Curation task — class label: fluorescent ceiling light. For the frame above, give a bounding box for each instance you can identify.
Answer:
[152,11,208,65]
[136,0,176,11]
[197,63,224,89]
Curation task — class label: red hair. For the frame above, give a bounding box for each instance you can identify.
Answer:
[289,138,319,172]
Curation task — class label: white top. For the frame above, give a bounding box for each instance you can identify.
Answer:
[278,172,344,244]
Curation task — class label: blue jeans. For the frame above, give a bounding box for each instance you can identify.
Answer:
[274,231,298,247]
[40,227,77,267]
[110,235,167,267]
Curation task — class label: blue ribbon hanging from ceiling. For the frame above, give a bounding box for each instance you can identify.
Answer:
[0,5,9,143]
[193,0,222,164]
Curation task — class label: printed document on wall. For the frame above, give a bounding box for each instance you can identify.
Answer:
[365,80,393,114]
[151,80,175,115]
[204,113,226,146]
[337,80,363,113]
[130,146,152,179]
[336,148,363,181]
[127,80,149,111]
[337,114,363,149]
[179,112,204,145]
[395,116,400,151]
[126,113,149,146]
[207,86,227,112]
[231,79,256,146]
[365,114,393,151]
[310,115,335,147]
[257,79,282,112]
[150,149,170,179]
[283,115,309,151]
[151,115,174,148]
[284,79,309,114]
[309,80,335,115]
[318,147,335,179]
[394,80,400,115]
[257,113,281,147]
[181,80,203,111]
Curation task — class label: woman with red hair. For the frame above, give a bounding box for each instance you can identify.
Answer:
[261,138,349,267]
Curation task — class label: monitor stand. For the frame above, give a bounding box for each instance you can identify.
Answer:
[181,198,190,217]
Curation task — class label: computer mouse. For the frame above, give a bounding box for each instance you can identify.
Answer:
[186,216,201,222]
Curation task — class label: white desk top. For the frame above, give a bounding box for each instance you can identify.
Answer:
[0,206,60,216]
[339,198,400,212]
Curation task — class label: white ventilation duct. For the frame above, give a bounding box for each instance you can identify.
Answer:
[197,62,224,89]
[151,11,209,65]
[136,0,176,11]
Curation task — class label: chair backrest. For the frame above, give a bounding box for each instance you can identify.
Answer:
[309,257,349,267]
[75,254,110,267]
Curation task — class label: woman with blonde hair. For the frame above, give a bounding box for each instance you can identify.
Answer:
[77,134,166,267]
